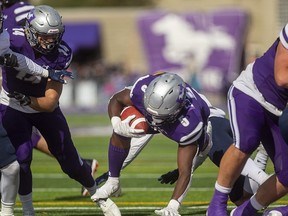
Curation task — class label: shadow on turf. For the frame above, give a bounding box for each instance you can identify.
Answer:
[54,195,89,201]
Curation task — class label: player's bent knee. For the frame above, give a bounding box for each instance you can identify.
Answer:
[277,171,288,188]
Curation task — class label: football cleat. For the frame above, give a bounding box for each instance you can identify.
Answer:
[91,177,120,201]
[229,200,258,216]
[111,187,122,197]
[206,190,228,216]
[81,159,99,196]
[263,206,288,216]
[95,171,109,186]
[97,198,121,216]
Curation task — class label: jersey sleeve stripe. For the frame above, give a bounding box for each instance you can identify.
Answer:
[280,25,288,49]
[179,122,203,145]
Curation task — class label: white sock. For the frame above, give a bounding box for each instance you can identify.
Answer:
[215,181,231,194]
[19,193,34,215]
[250,194,265,210]
[1,200,14,216]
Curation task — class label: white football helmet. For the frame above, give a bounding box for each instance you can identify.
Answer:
[24,5,64,54]
[144,73,186,126]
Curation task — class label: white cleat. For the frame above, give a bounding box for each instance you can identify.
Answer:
[266,210,283,216]
[91,177,120,202]
[97,198,121,216]
[111,187,122,197]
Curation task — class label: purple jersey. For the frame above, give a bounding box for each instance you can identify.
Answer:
[253,39,288,110]
[2,27,72,98]
[130,74,210,150]
[2,1,34,29]
[252,25,288,110]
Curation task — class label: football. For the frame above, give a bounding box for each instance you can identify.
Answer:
[120,106,149,133]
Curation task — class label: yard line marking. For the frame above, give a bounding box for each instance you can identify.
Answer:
[13,203,288,211]
[33,173,217,178]
[32,187,214,192]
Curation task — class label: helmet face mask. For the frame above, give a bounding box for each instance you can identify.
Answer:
[24,5,64,54]
[144,73,187,127]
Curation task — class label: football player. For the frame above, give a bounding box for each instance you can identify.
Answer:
[0,5,74,216]
[207,20,288,215]
[91,72,269,215]
[0,5,117,216]
[0,0,34,28]
[0,0,99,197]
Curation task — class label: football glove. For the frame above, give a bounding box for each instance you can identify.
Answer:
[111,116,145,138]
[8,91,31,106]
[95,171,109,186]
[48,69,74,84]
[158,169,179,185]
[0,53,19,67]
[155,199,181,216]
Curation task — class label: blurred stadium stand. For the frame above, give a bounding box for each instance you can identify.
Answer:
[137,8,249,107]
[57,1,283,113]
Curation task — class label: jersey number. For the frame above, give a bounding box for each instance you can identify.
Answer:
[16,71,41,83]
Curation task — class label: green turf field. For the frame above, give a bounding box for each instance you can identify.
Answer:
[14,114,288,215]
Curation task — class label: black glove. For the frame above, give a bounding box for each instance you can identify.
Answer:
[7,91,31,106]
[158,169,179,185]
[48,69,74,84]
[0,53,19,67]
[95,171,109,186]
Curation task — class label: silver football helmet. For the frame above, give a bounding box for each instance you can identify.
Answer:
[144,73,186,126]
[24,5,64,54]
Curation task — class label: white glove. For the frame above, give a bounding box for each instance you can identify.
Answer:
[155,199,181,216]
[111,116,145,138]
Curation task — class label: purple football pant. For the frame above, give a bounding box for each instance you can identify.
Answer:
[228,86,288,187]
[0,105,95,195]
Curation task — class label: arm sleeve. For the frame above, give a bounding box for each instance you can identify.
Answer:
[12,52,49,77]
[0,30,49,77]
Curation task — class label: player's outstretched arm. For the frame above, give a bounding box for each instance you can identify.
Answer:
[0,50,73,84]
